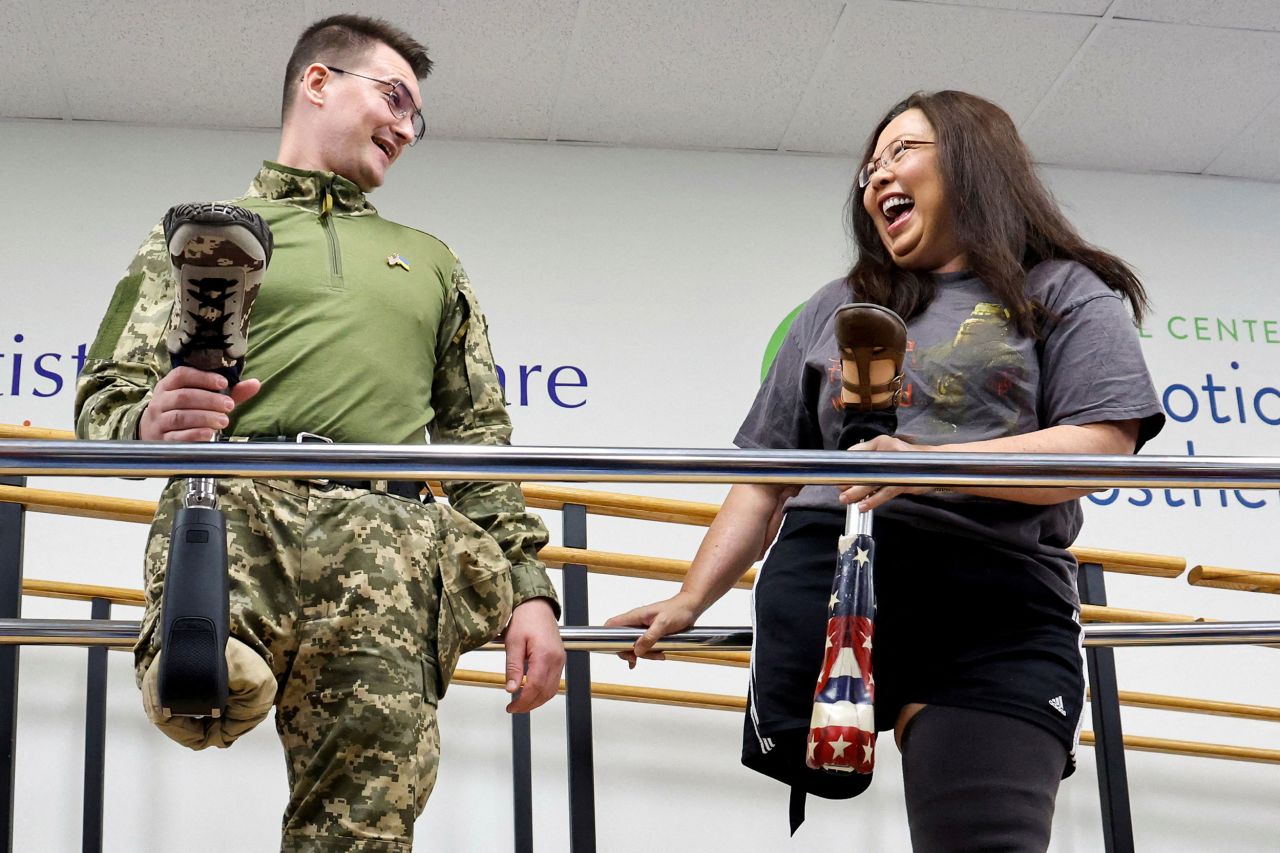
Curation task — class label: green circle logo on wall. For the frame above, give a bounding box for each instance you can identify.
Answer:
[761,302,807,382]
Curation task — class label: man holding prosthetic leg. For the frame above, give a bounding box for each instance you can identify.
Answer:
[76,15,563,851]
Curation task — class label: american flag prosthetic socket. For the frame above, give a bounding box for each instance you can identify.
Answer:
[806,527,876,773]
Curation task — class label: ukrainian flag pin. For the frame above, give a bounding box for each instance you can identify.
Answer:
[387,253,412,271]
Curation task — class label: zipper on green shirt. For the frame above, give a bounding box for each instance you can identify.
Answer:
[320,182,344,289]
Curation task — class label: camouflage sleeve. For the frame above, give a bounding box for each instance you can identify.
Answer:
[74,224,172,441]
[430,261,560,618]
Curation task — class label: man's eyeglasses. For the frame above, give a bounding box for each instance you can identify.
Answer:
[857,139,935,188]
[325,66,426,146]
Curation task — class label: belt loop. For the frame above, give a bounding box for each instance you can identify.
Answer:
[371,479,390,496]
[296,432,333,486]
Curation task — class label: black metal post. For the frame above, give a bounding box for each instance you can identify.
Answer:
[0,476,25,853]
[83,598,110,853]
[511,710,533,853]
[1078,561,1135,853]
[561,504,596,853]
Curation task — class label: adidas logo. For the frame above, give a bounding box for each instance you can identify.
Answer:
[1049,696,1066,716]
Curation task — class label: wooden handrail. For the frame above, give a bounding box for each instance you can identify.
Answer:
[664,651,751,667]
[1188,566,1280,595]
[454,669,745,712]
[540,545,759,589]
[1105,690,1280,723]
[23,579,144,607]
[451,670,1280,764]
[0,485,153,524]
[0,424,74,441]
[1078,732,1280,765]
[1070,547,1185,579]
[1079,604,1200,624]
[522,484,719,527]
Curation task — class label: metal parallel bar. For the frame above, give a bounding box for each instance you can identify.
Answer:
[562,504,596,853]
[511,711,533,853]
[82,598,110,853]
[5,440,1280,490]
[0,476,24,853]
[9,621,1280,649]
[0,620,140,643]
[1079,562,1135,853]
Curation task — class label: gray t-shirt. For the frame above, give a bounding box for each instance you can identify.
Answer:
[736,261,1165,602]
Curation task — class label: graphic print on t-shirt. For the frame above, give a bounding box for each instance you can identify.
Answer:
[908,302,1031,440]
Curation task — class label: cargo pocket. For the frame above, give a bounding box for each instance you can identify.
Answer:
[432,503,514,697]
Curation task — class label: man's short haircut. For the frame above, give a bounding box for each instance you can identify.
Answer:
[282,14,432,121]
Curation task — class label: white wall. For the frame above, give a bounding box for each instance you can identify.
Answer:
[2,118,1279,851]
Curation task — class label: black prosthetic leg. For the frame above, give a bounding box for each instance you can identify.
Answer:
[156,203,272,718]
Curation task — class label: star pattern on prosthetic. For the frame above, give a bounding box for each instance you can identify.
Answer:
[808,532,877,774]
[863,744,874,763]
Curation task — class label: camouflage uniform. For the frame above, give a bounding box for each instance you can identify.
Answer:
[76,162,559,852]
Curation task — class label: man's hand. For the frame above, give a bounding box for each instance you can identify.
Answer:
[502,598,565,714]
[138,367,261,441]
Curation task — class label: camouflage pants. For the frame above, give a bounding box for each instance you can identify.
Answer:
[139,477,513,852]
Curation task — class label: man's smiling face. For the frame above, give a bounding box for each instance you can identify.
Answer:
[312,42,422,191]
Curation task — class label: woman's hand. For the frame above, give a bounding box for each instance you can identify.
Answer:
[838,434,931,511]
[605,591,704,668]
[839,421,1143,509]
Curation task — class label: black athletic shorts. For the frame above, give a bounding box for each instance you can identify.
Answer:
[746,509,1084,779]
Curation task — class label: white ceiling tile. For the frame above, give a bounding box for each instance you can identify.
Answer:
[1113,0,1280,32]
[1203,105,1280,181]
[784,0,1095,154]
[1023,21,1280,174]
[52,0,301,128]
[0,0,69,119]
[897,0,1111,15]
[311,0,578,141]
[554,0,845,149]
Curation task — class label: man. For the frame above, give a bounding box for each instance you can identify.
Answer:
[75,15,564,851]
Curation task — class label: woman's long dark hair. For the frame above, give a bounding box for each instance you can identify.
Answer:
[846,91,1149,336]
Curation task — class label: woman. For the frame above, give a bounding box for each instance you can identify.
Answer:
[608,91,1165,851]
